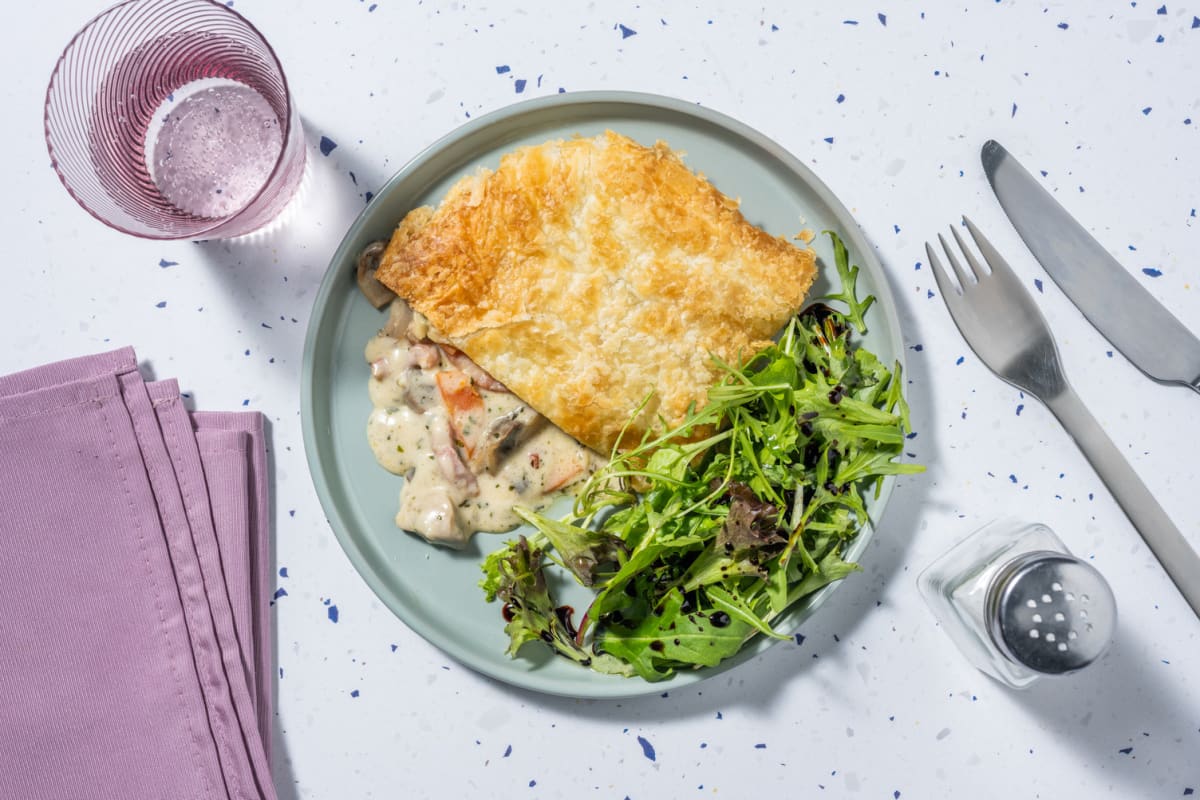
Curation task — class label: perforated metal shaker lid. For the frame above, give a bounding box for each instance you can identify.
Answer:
[985,550,1117,675]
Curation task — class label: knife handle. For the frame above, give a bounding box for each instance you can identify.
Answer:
[1046,386,1200,619]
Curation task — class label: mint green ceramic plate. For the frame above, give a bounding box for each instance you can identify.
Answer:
[301,91,905,698]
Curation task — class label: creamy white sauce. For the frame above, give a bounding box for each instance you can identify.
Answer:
[365,299,602,548]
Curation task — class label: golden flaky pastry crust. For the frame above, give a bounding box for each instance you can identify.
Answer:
[376,130,818,454]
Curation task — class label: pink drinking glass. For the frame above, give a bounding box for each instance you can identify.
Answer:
[45,0,306,240]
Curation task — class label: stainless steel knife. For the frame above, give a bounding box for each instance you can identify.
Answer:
[981,140,1200,394]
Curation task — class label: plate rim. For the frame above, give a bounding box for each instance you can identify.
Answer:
[300,90,907,699]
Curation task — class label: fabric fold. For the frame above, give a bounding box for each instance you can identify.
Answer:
[0,349,275,800]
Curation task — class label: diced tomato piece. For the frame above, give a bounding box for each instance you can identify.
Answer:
[436,369,485,457]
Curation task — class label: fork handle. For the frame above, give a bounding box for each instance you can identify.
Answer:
[1046,386,1200,619]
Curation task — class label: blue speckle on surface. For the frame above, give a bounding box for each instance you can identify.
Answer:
[1034,278,1044,293]
[1119,746,1134,754]
[794,633,806,645]
[155,301,167,308]
[319,136,338,156]
[1156,3,1166,12]
[328,604,339,623]
[1143,106,1153,115]
[504,745,512,757]
[1058,22,1069,29]
[514,79,527,93]
[754,743,767,749]
[1142,267,1163,277]
[843,19,859,25]
[1016,404,1024,416]
[273,588,288,600]
[895,792,901,799]
[350,689,359,698]
[637,736,656,761]
[836,93,845,103]
[824,136,834,144]
[528,780,536,787]
[279,567,288,578]
[496,65,510,74]
[1183,788,1194,796]
[159,258,178,268]
[1156,34,1165,42]
[956,356,965,365]
[1012,103,1018,117]
[878,12,887,25]
[619,23,637,38]
[716,711,723,719]
[1192,16,1199,27]
[1009,474,1018,484]
[911,344,924,352]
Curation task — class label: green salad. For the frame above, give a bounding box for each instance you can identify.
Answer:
[479,232,922,681]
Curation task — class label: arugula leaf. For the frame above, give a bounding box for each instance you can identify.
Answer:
[597,589,749,681]
[513,507,626,587]
[820,229,876,334]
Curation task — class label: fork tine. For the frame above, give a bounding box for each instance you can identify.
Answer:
[925,241,959,299]
[949,224,989,278]
[937,232,974,288]
[961,215,1014,279]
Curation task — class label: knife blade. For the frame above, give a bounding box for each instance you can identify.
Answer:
[981,140,1200,394]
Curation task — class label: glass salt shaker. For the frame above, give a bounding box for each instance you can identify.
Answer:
[918,519,1117,688]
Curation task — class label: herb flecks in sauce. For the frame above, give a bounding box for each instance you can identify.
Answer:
[365,299,601,547]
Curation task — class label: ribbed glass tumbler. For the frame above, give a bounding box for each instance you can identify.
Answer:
[45,0,306,239]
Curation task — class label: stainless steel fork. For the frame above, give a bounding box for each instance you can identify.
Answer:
[928,217,1200,619]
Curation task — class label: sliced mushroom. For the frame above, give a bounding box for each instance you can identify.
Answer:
[381,298,414,338]
[356,240,395,308]
[468,407,528,474]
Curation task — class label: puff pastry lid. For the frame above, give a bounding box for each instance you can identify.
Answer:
[375,130,817,454]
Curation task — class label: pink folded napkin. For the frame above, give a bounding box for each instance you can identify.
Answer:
[0,348,276,800]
